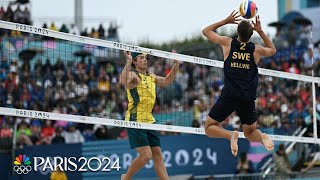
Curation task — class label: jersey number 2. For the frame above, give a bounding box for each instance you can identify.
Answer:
[240,43,246,50]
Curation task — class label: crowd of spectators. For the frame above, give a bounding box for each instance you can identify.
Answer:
[0,3,120,151]
[0,3,119,41]
[0,4,319,155]
[0,43,319,150]
[41,22,119,41]
[0,4,31,25]
[0,55,129,151]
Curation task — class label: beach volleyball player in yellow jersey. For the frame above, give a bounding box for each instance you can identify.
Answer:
[119,51,180,180]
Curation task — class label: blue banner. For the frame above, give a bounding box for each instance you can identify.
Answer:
[2,134,250,180]
[0,153,12,178]
[82,135,250,179]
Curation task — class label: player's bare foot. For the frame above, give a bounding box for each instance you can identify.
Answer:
[230,130,239,156]
[261,133,274,151]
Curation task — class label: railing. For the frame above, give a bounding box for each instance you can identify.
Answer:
[262,127,308,178]
[194,171,320,180]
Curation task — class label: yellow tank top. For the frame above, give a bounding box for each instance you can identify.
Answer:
[125,71,156,123]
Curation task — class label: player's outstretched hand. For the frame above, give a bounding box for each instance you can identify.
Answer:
[171,49,180,65]
[224,10,241,25]
[252,15,263,32]
[123,51,133,64]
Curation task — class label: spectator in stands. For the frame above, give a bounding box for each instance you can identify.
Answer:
[80,27,88,37]
[273,144,292,179]
[301,145,320,173]
[62,123,85,144]
[298,24,311,47]
[29,120,42,144]
[303,45,316,71]
[17,133,33,149]
[19,84,31,109]
[107,22,118,40]
[191,119,200,128]
[9,60,19,83]
[13,5,23,23]
[287,22,297,47]
[98,23,105,39]
[16,121,31,137]
[193,99,207,127]
[21,6,30,25]
[69,24,80,35]
[0,122,12,138]
[90,28,99,39]
[273,27,288,49]
[95,126,112,140]
[51,127,65,144]
[0,118,13,153]
[236,152,254,174]
[41,120,55,139]
[98,76,110,92]
[49,22,58,31]
[0,6,5,20]
[34,59,42,73]
[59,24,69,33]
[42,58,52,74]
[75,80,89,97]
[82,125,95,141]
[117,128,128,140]
[0,67,8,83]
[42,23,47,28]
[3,5,14,22]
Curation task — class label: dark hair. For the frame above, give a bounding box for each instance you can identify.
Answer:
[131,58,137,69]
[278,143,285,151]
[237,20,253,42]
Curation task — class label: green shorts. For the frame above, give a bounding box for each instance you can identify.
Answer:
[127,128,161,149]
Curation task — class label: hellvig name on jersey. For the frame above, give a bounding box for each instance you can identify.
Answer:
[221,38,258,101]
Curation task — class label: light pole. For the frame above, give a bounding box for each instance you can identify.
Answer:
[75,0,83,31]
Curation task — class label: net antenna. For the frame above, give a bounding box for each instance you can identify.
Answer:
[310,23,318,141]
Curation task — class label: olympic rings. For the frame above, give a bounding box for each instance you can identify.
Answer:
[13,165,32,174]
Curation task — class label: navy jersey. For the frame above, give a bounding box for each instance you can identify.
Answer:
[220,38,258,101]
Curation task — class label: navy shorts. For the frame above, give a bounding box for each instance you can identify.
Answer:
[208,98,257,125]
[127,128,161,149]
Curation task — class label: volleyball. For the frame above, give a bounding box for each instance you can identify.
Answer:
[239,0,258,19]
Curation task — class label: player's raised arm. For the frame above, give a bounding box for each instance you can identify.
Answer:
[202,10,241,46]
[119,51,140,89]
[154,50,180,87]
[253,16,277,58]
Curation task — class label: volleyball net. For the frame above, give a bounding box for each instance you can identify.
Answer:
[0,20,319,144]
